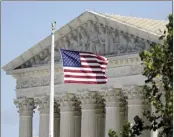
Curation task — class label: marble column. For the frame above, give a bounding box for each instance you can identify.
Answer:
[102,89,123,137]
[14,98,35,137]
[78,91,100,137]
[74,106,81,137]
[57,93,76,137]
[54,102,60,137]
[126,86,150,137]
[126,87,143,123]
[95,103,105,137]
[150,104,159,137]
[120,96,127,131]
[35,96,50,137]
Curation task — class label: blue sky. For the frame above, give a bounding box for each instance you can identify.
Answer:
[1,1,172,137]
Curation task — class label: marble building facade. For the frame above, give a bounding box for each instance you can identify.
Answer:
[2,11,167,137]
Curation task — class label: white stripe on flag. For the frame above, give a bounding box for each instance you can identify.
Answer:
[64,77,107,82]
[64,72,105,76]
[80,57,105,62]
[63,67,102,71]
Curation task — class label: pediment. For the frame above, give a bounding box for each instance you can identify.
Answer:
[2,11,167,72]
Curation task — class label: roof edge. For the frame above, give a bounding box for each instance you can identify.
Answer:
[2,11,165,72]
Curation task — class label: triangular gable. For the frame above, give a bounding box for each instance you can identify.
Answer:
[2,11,168,73]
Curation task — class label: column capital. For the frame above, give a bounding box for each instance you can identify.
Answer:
[77,91,102,109]
[35,95,50,114]
[54,102,60,118]
[55,93,77,112]
[14,97,35,116]
[123,86,144,105]
[74,98,81,116]
[101,88,123,107]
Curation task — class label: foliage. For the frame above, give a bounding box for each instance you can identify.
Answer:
[109,14,173,137]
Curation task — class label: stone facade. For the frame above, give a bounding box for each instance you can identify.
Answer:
[3,11,167,137]
[14,87,149,137]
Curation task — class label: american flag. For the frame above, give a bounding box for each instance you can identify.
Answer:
[60,49,108,84]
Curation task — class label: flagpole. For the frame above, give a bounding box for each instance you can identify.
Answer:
[49,21,56,137]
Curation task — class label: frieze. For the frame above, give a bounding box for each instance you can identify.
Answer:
[13,56,142,79]
[107,64,144,78]
[16,64,143,89]
[15,20,151,70]
[16,75,63,89]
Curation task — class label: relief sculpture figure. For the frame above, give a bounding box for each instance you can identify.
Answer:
[54,40,63,62]
[134,37,146,51]
[118,32,128,53]
[55,39,64,51]
[127,35,136,52]
[56,39,65,62]
[144,41,150,50]
[88,21,99,53]
[39,49,47,64]
[78,25,89,51]
[109,28,120,54]
[98,23,106,54]
[68,31,78,50]
[63,36,70,49]
[43,47,51,64]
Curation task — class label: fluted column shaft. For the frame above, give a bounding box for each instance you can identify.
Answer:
[14,98,35,137]
[35,96,50,137]
[74,109,81,137]
[35,96,60,137]
[102,89,123,137]
[54,104,60,137]
[126,86,150,137]
[57,94,76,137]
[79,91,102,137]
[150,104,160,137]
[95,108,105,137]
[127,99,143,123]
[81,104,97,137]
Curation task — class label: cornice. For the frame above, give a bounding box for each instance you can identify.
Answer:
[15,64,143,89]
[11,54,142,79]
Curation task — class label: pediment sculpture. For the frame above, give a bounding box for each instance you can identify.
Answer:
[16,20,151,69]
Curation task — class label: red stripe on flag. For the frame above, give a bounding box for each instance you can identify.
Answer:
[80,66,106,70]
[81,60,107,65]
[80,55,97,58]
[81,65,102,68]
[64,75,106,79]
[64,80,107,84]
[97,55,106,61]
[64,69,105,74]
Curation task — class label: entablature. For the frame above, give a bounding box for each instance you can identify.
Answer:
[9,53,142,79]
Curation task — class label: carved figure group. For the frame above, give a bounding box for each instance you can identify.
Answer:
[19,20,151,69]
